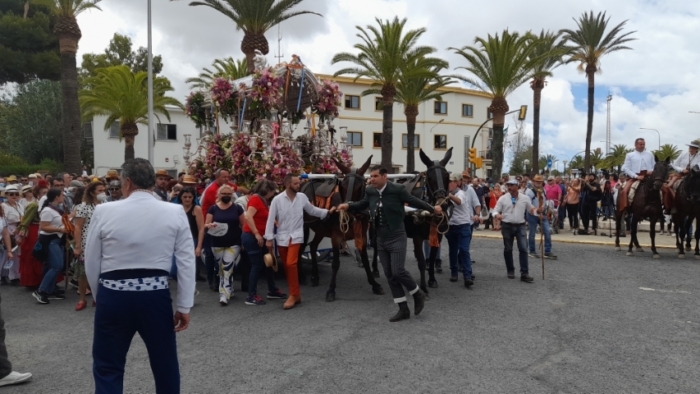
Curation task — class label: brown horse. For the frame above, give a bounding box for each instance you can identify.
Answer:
[671,168,700,258]
[615,156,669,258]
[300,156,384,302]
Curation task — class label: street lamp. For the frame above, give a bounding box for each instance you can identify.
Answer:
[639,127,661,150]
[523,159,530,174]
[430,119,444,133]
[563,160,568,176]
[147,0,155,165]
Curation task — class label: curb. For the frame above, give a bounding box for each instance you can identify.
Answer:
[471,232,680,250]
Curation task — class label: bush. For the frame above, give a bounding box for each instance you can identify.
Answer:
[0,154,63,177]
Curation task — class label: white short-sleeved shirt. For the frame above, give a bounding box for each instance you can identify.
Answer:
[39,206,63,235]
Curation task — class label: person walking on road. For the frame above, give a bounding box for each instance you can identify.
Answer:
[445,173,481,287]
[85,158,195,394]
[491,179,542,283]
[338,166,443,322]
[265,174,333,310]
[526,175,557,259]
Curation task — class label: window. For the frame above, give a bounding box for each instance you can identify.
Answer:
[347,131,362,147]
[82,122,93,140]
[375,97,383,111]
[345,95,360,109]
[434,134,447,149]
[157,124,177,141]
[461,104,473,117]
[434,101,447,115]
[487,109,493,119]
[109,121,120,139]
[372,132,382,148]
[402,134,420,149]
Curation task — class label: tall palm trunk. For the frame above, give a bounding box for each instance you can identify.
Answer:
[405,104,418,173]
[122,122,139,161]
[489,98,509,178]
[531,80,544,175]
[380,85,396,171]
[584,65,596,171]
[55,15,83,175]
[241,33,269,74]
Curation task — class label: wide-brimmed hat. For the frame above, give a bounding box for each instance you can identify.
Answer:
[69,180,84,188]
[264,252,278,272]
[155,169,170,178]
[27,174,37,179]
[449,173,462,182]
[6,175,17,182]
[182,174,197,185]
[4,185,19,193]
[105,169,119,180]
[506,179,519,186]
[21,185,32,193]
[688,142,700,149]
[532,174,545,182]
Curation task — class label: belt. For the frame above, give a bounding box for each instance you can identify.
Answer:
[100,275,169,292]
[501,222,524,226]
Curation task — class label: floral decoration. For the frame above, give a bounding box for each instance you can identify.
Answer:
[312,79,342,122]
[210,78,237,121]
[184,92,211,129]
[248,68,285,119]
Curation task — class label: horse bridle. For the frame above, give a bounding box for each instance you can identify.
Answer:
[342,170,366,203]
[425,161,449,202]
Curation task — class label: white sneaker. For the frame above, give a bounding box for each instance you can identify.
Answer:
[219,294,228,306]
[0,371,32,387]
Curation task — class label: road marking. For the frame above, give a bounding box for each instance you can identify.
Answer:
[639,287,691,294]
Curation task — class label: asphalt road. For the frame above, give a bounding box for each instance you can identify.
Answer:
[2,238,699,394]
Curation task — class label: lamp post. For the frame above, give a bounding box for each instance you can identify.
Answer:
[430,119,444,133]
[523,159,530,175]
[563,160,568,176]
[147,0,154,165]
[639,127,661,150]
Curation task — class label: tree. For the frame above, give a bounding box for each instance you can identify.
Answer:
[333,17,435,170]
[569,154,584,174]
[79,32,163,82]
[528,30,568,174]
[186,57,248,90]
[0,79,63,164]
[599,143,631,172]
[451,30,541,178]
[388,60,451,172]
[561,11,636,171]
[51,0,101,174]
[654,143,681,162]
[79,66,181,161]
[185,0,321,74]
[508,130,533,175]
[590,148,604,169]
[0,1,60,84]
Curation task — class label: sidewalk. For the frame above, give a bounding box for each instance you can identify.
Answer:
[471,221,684,250]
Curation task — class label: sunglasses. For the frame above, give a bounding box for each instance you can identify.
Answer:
[6,193,18,196]
[109,188,120,191]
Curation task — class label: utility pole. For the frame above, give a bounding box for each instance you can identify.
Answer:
[606,94,612,158]
[147,0,154,165]
[274,24,284,64]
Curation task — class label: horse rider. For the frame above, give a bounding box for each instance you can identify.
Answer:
[619,138,655,212]
[666,141,700,206]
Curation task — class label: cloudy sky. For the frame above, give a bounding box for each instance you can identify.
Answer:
[76,0,700,171]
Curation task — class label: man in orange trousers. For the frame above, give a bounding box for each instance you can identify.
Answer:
[265,174,335,309]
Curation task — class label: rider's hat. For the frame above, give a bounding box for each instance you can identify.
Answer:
[688,142,700,149]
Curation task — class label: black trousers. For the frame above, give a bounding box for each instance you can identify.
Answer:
[581,202,597,231]
[376,225,419,303]
[0,292,12,379]
[566,203,580,229]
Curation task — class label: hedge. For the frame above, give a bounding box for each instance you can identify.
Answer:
[0,155,63,177]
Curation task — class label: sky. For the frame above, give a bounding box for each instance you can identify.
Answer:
[75,0,700,172]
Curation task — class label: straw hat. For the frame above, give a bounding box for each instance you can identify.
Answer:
[263,252,278,272]
[155,169,170,178]
[532,174,545,182]
[182,174,197,185]
[6,175,17,182]
[105,169,119,180]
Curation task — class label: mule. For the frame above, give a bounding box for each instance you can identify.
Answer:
[615,157,670,258]
[300,156,384,302]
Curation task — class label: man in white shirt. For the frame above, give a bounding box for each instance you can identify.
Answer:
[492,179,542,283]
[85,158,195,393]
[620,138,655,211]
[445,173,481,287]
[265,174,334,310]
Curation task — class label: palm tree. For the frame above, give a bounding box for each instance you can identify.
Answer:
[528,30,568,174]
[79,66,182,161]
[537,154,557,174]
[333,17,435,170]
[185,0,321,74]
[51,0,102,173]
[450,30,541,177]
[569,154,584,174]
[186,58,248,90]
[391,61,452,172]
[654,143,681,162]
[601,143,631,172]
[561,11,636,172]
[590,148,605,169]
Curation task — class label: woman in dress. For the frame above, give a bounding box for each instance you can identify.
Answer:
[73,181,106,311]
[488,184,502,231]
[566,178,581,233]
[1,185,24,285]
[204,185,245,306]
[241,179,286,306]
[174,187,205,281]
[17,181,49,288]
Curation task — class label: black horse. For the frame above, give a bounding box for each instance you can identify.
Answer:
[300,155,384,302]
[615,156,670,258]
[371,148,453,297]
[672,167,700,259]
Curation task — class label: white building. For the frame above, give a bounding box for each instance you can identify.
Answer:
[88,73,495,179]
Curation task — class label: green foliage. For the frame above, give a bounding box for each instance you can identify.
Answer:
[186,57,247,90]
[79,33,163,84]
[0,154,62,176]
[599,144,631,172]
[653,143,681,162]
[0,1,60,84]
[51,0,101,18]
[0,79,63,164]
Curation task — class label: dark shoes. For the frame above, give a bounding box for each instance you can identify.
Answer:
[413,289,426,316]
[449,275,458,282]
[507,271,515,279]
[544,253,557,260]
[521,274,534,283]
[464,278,474,288]
[389,302,411,322]
[32,291,49,304]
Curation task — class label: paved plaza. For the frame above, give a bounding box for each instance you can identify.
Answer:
[2,238,699,393]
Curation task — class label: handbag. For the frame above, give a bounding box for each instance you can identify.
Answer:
[32,234,58,263]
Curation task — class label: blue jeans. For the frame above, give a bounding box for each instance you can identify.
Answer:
[501,223,529,274]
[38,238,63,294]
[241,232,278,297]
[527,214,552,254]
[445,224,472,278]
[422,240,442,264]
